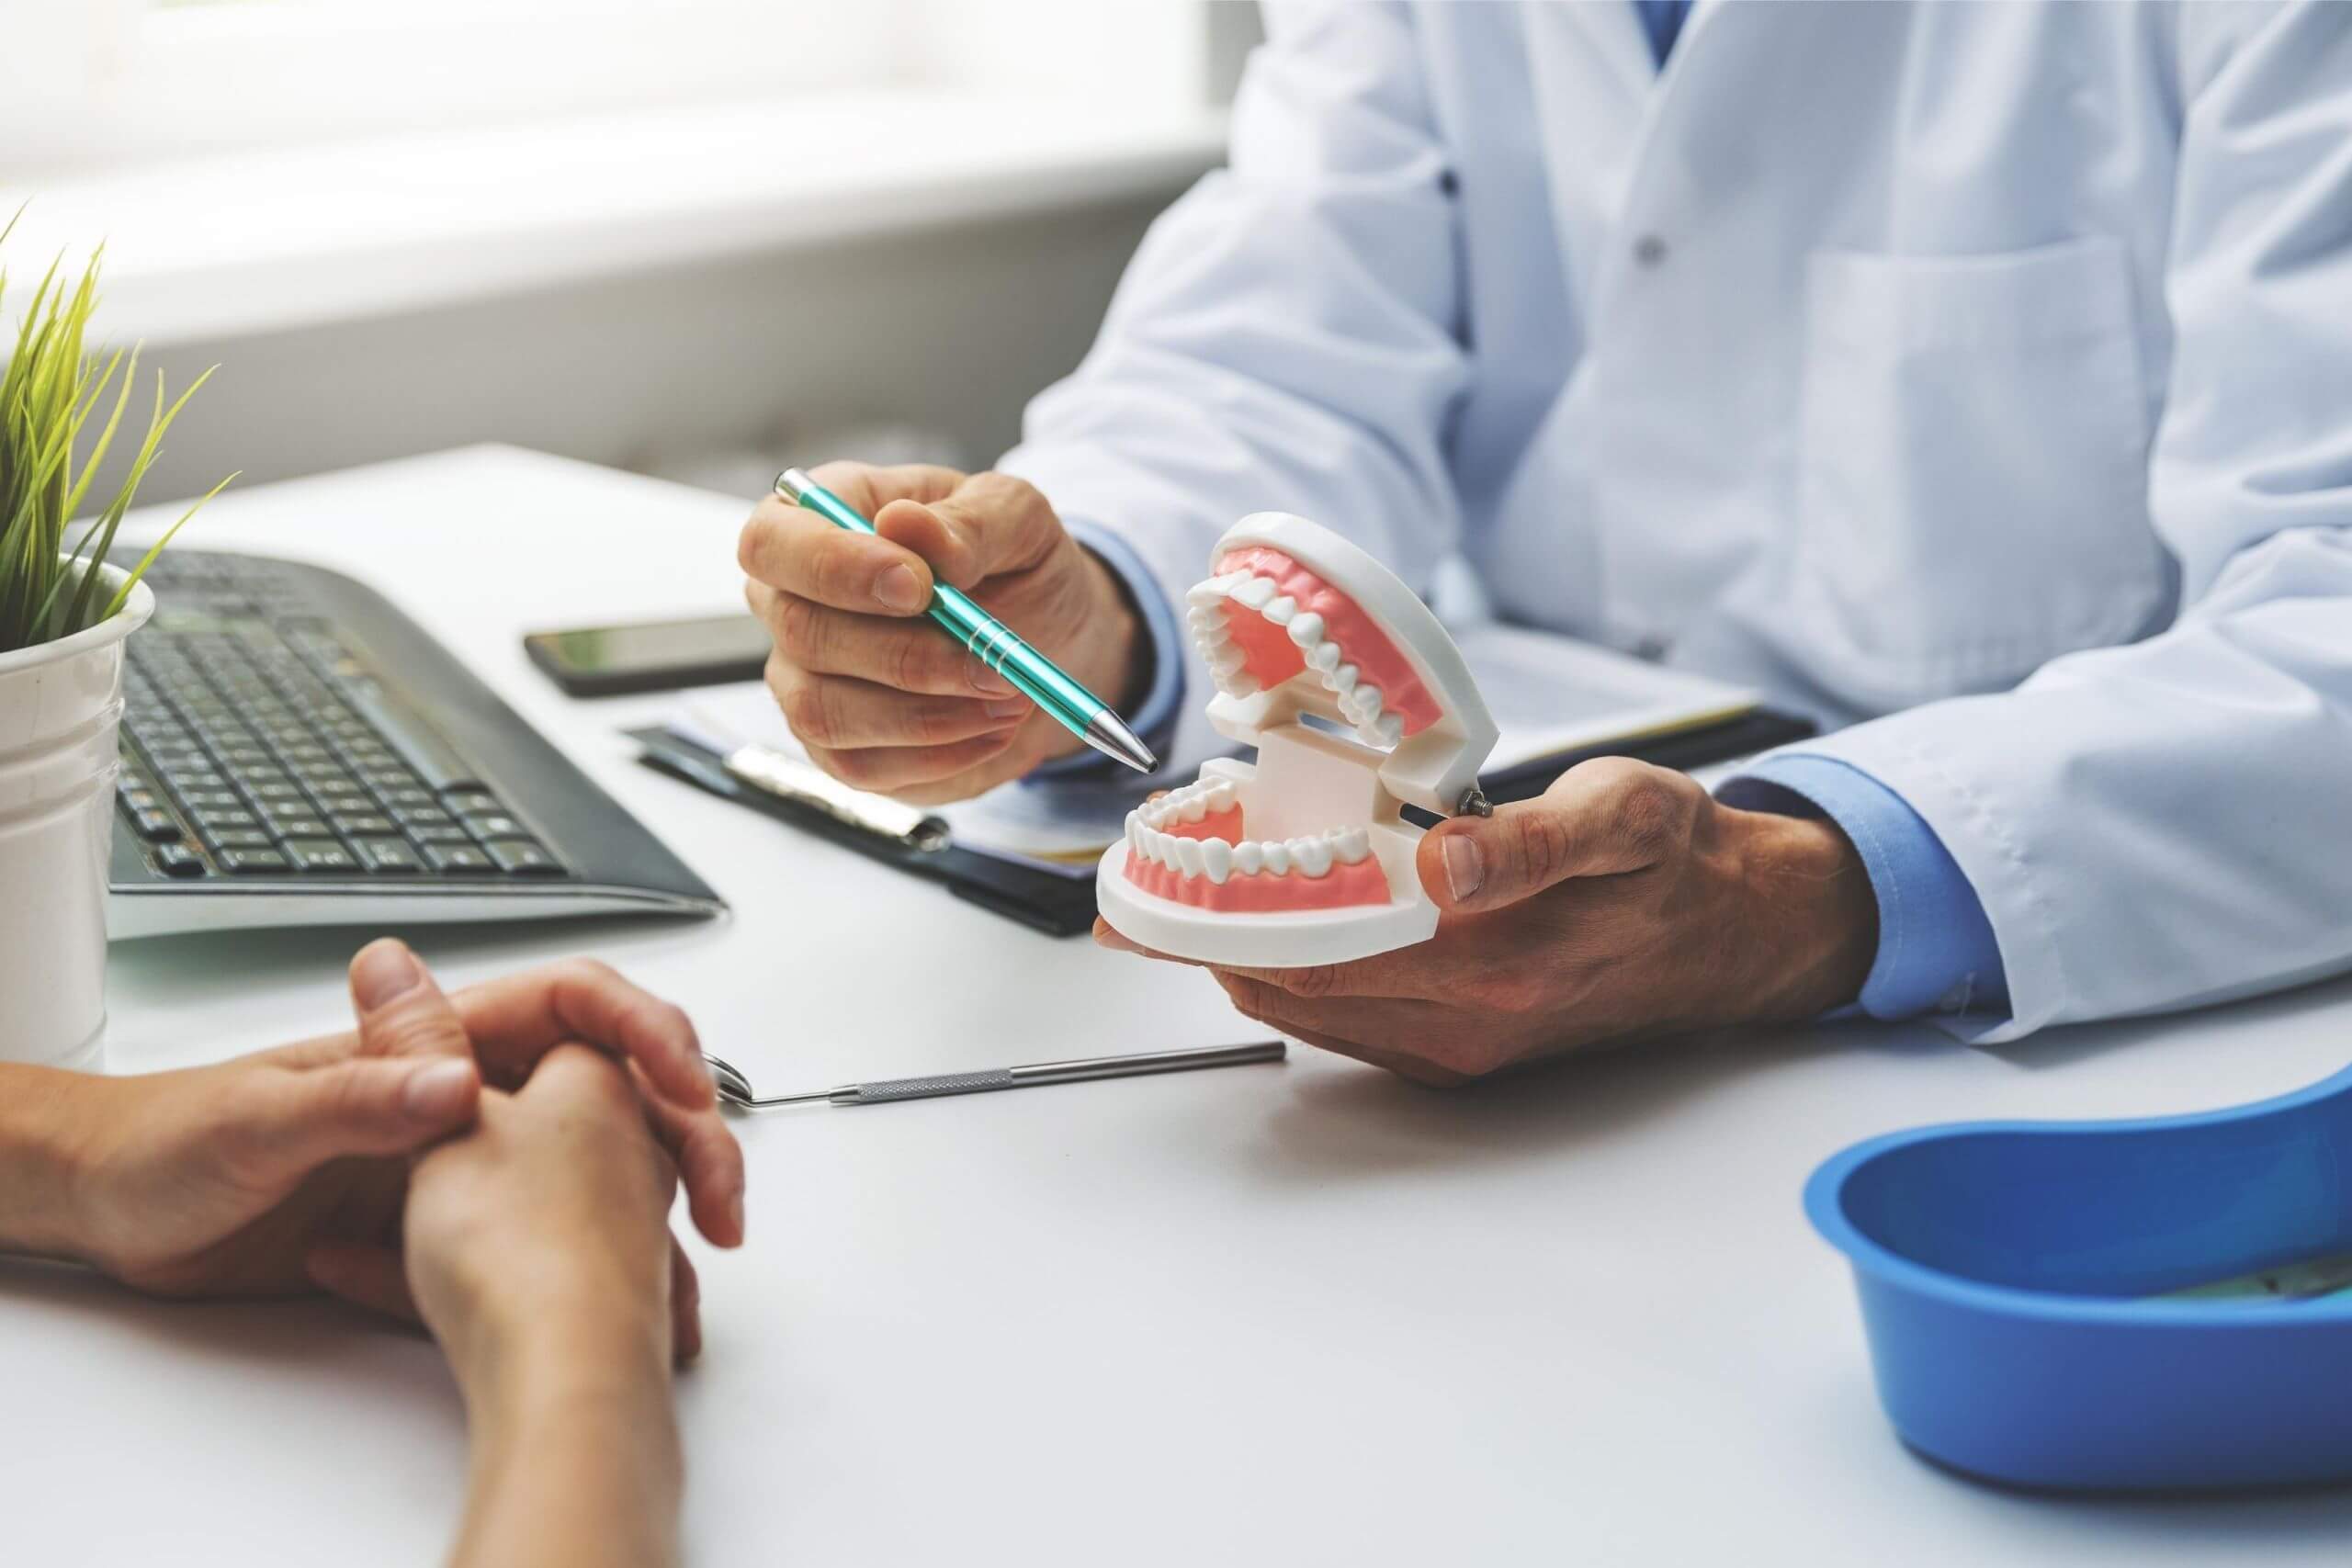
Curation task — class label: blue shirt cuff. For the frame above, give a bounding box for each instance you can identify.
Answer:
[1026,521,1185,782]
[1717,755,2009,1021]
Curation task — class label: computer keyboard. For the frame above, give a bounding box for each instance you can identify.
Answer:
[107,548,723,937]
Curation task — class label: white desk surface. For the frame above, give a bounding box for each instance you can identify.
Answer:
[5,446,2349,1566]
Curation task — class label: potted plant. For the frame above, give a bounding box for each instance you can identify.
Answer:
[0,211,231,1068]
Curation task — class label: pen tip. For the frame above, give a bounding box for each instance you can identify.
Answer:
[1084,710,1158,773]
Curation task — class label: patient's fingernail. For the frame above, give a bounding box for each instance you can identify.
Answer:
[874,564,924,614]
[403,1059,476,1121]
[729,1189,746,1240]
[1442,836,1484,903]
[353,941,423,1009]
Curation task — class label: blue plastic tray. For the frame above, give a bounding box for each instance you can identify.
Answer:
[1805,1062,2352,1490]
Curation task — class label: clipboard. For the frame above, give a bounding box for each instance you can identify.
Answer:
[630,705,1815,937]
[628,727,1100,936]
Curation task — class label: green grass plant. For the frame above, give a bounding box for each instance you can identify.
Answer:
[0,206,233,654]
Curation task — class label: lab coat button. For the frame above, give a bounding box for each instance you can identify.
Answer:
[1633,234,1668,268]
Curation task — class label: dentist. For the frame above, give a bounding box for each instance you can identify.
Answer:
[738,2,2352,1079]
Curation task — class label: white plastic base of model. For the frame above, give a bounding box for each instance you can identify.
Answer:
[0,563,152,1067]
[1096,840,1439,968]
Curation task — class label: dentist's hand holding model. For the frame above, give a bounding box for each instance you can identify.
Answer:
[740,2,2352,1081]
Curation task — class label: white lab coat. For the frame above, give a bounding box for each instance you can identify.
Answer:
[1000,0,2352,1043]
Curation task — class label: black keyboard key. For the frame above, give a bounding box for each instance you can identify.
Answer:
[219,847,292,874]
[442,787,503,816]
[153,843,208,878]
[394,803,458,830]
[481,838,563,876]
[352,837,422,874]
[335,812,398,837]
[422,842,495,874]
[267,814,331,841]
[409,823,475,845]
[378,786,437,812]
[243,779,308,804]
[464,813,527,840]
[131,808,182,842]
[282,838,359,873]
[176,788,243,813]
[207,829,275,852]
[193,807,261,831]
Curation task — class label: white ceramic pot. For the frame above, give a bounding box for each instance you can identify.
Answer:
[0,562,153,1070]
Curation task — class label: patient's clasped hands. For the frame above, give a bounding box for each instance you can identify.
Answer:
[15,940,743,1362]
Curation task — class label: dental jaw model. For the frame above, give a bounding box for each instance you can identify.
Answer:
[1096,513,1498,968]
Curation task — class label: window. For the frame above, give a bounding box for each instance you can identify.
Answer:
[0,1,1216,179]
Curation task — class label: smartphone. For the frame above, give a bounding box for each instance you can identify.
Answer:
[524,613,775,697]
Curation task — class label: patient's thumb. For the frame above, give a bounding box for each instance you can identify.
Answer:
[243,1055,480,1176]
[347,938,469,1062]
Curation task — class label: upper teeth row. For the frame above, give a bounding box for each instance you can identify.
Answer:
[1185,571,1405,750]
[1125,816,1374,885]
[1137,775,1238,830]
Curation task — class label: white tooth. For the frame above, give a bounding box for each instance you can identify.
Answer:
[1186,581,1227,609]
[1309,641,1340,671]
[1199,839,1233,885]
[1286,613,1325,647]
[1216,674,1253,698]
[1332,826,1372,863]
[1262,595,1296,626]
[1328,662,1357,696]
[1172,837,1206,877]
[1125,811,1143,852]
[1374,714,1403,748]
[1261,840,1291,875]
[1210,648,1247,678]
[1180,792,1208,822]
[1216,570,1252,593]
[1233,840,1264,874]
[1288,837,1333,877]
[1205,780,1235,812]
[1351,684,1383,717]
[1232,576,1275,610]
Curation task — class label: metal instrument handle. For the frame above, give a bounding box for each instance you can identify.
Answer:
[839,1068,1018,1104]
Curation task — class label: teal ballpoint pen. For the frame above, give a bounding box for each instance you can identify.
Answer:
[771,468,1158,773]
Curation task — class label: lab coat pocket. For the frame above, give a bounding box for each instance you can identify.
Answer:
[1794,237,2163,707]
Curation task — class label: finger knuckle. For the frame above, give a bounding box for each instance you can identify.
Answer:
[1611,773,1683,860]
[560,955,622,990]
[779,677,837,747]
[888,629,948,694]
[769,593,824,660]
[1510,810,1577,888]
[736,513,773,577]
[1283,964,1343,1001]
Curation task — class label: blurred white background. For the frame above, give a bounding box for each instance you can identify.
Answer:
[0,0,1261,501]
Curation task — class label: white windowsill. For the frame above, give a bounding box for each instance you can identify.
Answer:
[1,93,1226,347]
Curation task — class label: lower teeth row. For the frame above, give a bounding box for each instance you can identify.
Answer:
[1125,818,1374,884]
